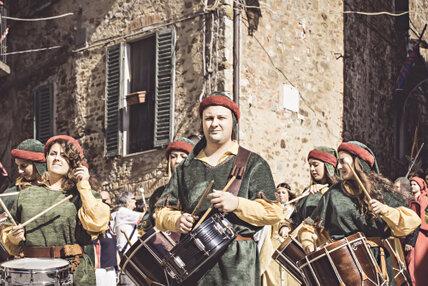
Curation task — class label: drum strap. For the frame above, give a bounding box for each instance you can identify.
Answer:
[227,147,251,196]
[366,238,389,283]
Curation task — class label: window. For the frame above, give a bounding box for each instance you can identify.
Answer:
[33,83,54,143]
[105,28,176,157]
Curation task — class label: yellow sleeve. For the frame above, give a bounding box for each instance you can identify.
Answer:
[77,180,110,236]
[0,225,22,256]
[233,198,284,226]
[381,205,421,237]
[155,207,183,232]
[298,223,330,250]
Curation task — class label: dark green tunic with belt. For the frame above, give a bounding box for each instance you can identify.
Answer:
[140,185,165,232]
[308,182,408,286]
[156,140,277,286]
[9,185,99,286]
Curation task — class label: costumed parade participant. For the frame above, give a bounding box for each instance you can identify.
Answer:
[298,141,420,285]
[1,135,110,286]
[290,146,339,227]
[155,92,283,285]
[259,182,300,286]
[139,137,195,233]
[0,139,46,213]
[405,176,428,286]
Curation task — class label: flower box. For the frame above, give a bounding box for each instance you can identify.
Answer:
[126,91,146,105]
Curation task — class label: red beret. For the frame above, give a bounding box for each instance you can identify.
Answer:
[165,141,194,159]
[44,135,84,159]
[199,94,240,121]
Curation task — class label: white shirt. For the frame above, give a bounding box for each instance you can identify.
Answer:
[113,207,142,253]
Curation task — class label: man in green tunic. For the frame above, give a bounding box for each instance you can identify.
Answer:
[155,92,283,285]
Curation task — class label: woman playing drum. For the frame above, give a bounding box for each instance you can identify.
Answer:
[289,146,340,228]
[299,141,420,285]
[0,139,47,213]
[1,135,110,286]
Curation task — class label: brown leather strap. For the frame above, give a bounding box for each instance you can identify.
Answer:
[367,237,389,282]
[23,244,83,258]
[228,147,251,196]
[234,233,254,241]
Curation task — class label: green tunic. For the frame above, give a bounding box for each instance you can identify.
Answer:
[290,192,324,227]
[10,185,99,286]
[156,141,276,286]
[309,182,407,285]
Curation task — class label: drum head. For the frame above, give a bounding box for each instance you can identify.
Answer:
[1,258,70,270]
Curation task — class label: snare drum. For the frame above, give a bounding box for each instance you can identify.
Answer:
[298,232,386,286]
[272,235,306,284]
[165,213,236,284]
[120,227,180,286]
[0,258,72,285]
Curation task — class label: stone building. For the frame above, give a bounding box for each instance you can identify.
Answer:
[0,0,426,199]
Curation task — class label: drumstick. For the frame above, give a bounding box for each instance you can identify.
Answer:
[193,176,236,230]
[0,192,19,198]
[121,229,132,246]
[0,198,16,226]
[284,191,310,205]
[344,158,372,201]
[21,195,73,227]
[191,180,214,216]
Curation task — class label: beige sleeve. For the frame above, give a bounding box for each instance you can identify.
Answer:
[381,205,421,237]
[233,198,284,226]
[1,225,22,256]
[155,207,183,232]
[298,223,330,250]
[77,180,110,235]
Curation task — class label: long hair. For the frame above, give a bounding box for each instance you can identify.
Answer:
[41,139,83,190]
[345,156,394,214]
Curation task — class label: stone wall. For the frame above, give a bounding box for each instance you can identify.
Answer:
[342,0,408,178]
[239,0,344,191]
[0,0,213,200]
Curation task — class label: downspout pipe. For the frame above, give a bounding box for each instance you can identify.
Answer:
[233,0,241,141]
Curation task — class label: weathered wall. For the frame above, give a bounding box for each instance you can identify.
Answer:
[0,0,212,199]
[342,0,408,178]
[239,0,344,191]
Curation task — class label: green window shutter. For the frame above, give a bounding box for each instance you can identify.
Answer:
[105,43,124,157]
[154,28,175,148]
[33,83,53,143]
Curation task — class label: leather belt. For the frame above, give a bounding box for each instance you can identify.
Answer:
[23,244,83,258]
[234,234,253,241]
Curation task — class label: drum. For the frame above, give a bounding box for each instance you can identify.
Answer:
[272,235,306,284]
[164,213,236,284]
[298,232,385,286]
[382,238,411,286]
[0,258,72,285]
[120,227,180,286]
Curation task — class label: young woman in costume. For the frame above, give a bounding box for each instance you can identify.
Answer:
[1,135,109,286]
[299,141,420,285]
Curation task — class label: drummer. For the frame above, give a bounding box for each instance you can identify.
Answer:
[1,135,110,286]
[0,139,46,213]
[155,92,283,285]
[289,146,340,227]
[139,137,195,234]
[299,141,420,284]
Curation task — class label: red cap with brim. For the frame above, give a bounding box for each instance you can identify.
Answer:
[165,141,194,159]
[11,149,45,162]
[308,149,337,168]
[338,142,375,167]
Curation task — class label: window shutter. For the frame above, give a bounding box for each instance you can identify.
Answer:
[105,43,124,157]
[154,28,175,147]
[33,83,53,143]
